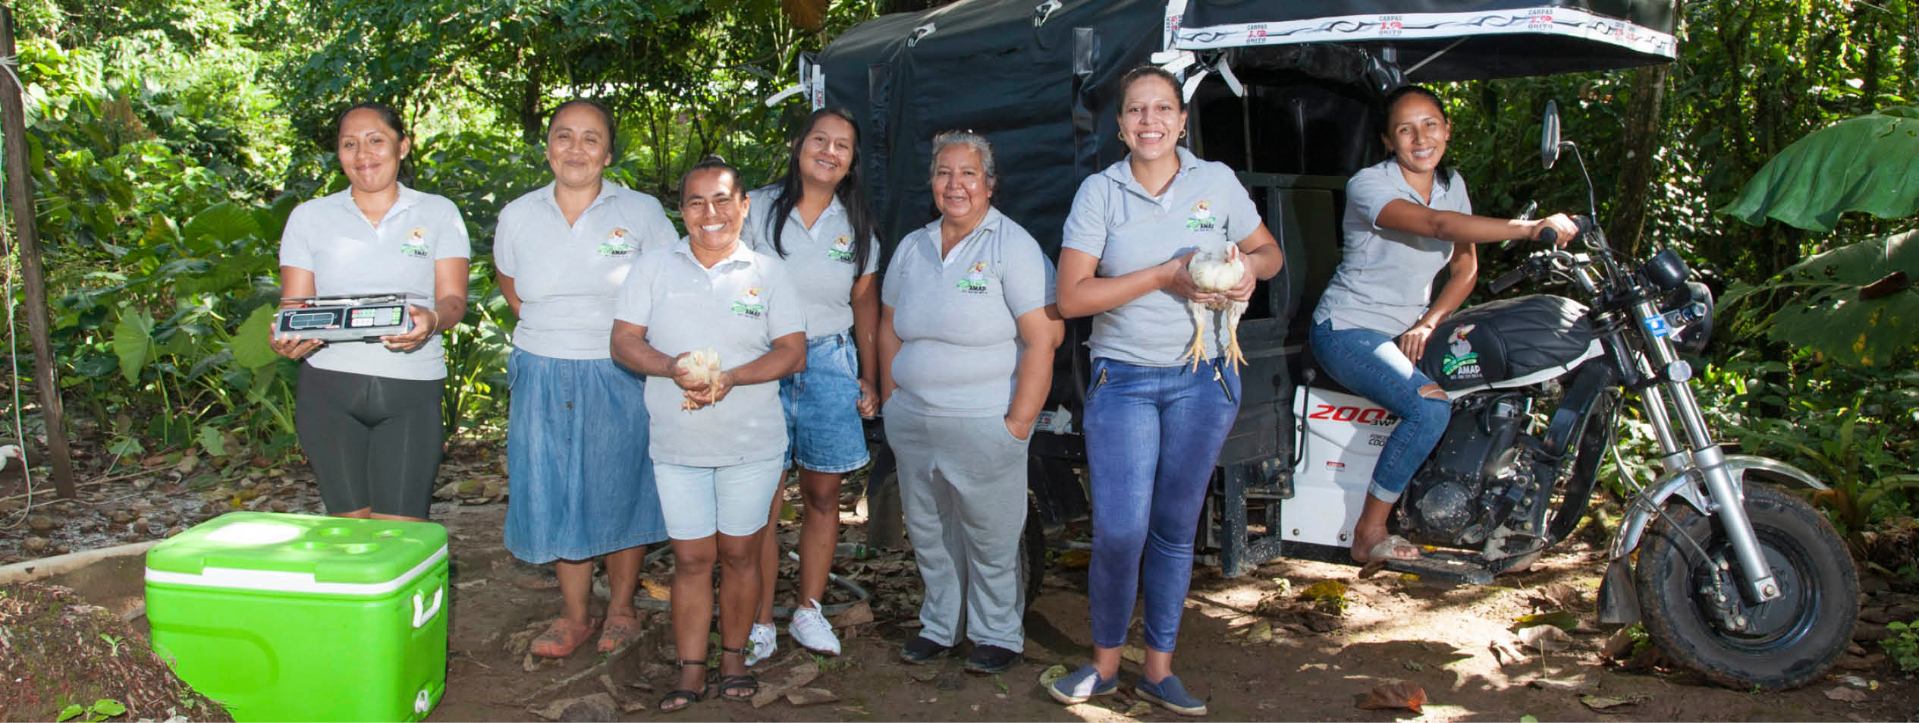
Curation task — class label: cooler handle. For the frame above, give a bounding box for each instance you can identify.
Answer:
[411,586,444,629]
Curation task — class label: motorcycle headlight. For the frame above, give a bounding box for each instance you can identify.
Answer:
[1642,248,1690,292]
[1666,281,1715,355]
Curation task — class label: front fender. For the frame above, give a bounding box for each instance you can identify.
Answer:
[1595,454,1828,625]
[1609,454,1827,560]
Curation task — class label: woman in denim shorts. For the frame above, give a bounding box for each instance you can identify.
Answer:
[740,108,883,662]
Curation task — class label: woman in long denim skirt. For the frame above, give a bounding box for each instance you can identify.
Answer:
[1047,67,1284,716]
[497,100,677,658]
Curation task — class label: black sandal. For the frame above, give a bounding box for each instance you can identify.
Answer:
[717,646,759,701]
[657,659,708,713]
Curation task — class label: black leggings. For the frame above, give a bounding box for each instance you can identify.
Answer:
[295,364,444,518]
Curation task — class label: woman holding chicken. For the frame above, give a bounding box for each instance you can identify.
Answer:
[877,131,1062,675]
[495,99,678,658]
[1048,66,1282,716]
[611,157,806,711]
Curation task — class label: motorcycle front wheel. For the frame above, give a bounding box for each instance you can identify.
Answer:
[1634,483,1858,690]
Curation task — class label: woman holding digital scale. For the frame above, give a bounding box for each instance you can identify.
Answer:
[271,103,471,522]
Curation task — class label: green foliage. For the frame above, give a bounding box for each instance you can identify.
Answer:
[55,698,126,723]
[1724,107,1919,232]
[1722,229,1919,367]
[1885,620,1919,673]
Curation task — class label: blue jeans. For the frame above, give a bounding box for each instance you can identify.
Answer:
[1083,357,1240,652]
[1309,320,1451,503]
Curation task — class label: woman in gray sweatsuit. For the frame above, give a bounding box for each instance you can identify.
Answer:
[877,131,1063,674]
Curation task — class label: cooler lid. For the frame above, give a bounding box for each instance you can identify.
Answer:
[146,512,448,594]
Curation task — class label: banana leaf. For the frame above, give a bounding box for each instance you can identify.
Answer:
[1723,229,1918,367]
[1723,107,1919,232]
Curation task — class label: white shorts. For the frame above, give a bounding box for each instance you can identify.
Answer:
[652,457,785,539]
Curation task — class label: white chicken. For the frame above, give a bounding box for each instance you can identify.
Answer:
[674,348,723,411]
[1182,244,1249,371]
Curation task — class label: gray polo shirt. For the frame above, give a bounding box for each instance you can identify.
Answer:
[1313,158,1473,335]
[278,185,471,380]
[741,186,880,338]
[881,208,1055,418]
[496,181,676,359]
[1061,147,1263,367]
[615,240,803,466]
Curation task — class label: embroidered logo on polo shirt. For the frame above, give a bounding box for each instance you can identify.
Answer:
[1185,200,1218,231]
[730,287,766,318]
[400,227,431,258]
[956,261,990,294]
[598,227,635,257]
[827,234,855,263]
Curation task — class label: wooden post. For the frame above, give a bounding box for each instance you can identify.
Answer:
[0,6,78,498]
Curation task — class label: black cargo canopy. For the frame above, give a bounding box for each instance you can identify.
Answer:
[1169,0,1677,81]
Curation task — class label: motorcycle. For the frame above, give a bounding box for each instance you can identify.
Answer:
[1283,101,1859,690]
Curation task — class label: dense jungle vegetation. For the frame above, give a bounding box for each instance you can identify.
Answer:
[2,0,1915,572]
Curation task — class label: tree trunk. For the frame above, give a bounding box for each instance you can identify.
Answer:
[1610,64,1670,257]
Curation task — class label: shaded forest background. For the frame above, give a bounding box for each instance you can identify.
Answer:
[2,0,1915,568]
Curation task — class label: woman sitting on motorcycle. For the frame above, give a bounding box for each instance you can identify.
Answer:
[1311,84,1578,564]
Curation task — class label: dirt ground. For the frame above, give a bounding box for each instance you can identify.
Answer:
[4,446,1919,722]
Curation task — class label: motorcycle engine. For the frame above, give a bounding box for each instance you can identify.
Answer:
[1398,393,1533,546]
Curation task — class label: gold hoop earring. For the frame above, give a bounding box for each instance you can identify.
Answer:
[1117,130,1127,142]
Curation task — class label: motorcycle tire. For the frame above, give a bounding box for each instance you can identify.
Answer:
[1017,493,1046,614]
[1634,482,1858,690]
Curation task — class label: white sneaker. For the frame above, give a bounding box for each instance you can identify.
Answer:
[789,599,842,656]
[746,622,777,667]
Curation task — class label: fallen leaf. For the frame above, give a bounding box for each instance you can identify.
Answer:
[1824,686,1869,703]
[751,661,821,708]
[1512,610,1580,632]
[1057,549,1092,569]
[912,669,940,683]
[1037,665,1069,687]
[831,600,874,628]
[1354,681,1427,714]
[786,687,839,706]
[1121,645,1147,664]
[1516,624,1574,653]
[1580,694,1647,710]
[1124,701,1154,717]
[1247,620,1274,644]
[1489,638,1531,667]
[1527,677,1592,693]
[640,578,671,601]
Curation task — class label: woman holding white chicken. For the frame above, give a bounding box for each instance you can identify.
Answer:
[877,131,1062,675]
[1310,85,1576,566]
[1049,66,1282,716]
[741,108,883,663]
[496,100,678,658]
[610,157,806,711]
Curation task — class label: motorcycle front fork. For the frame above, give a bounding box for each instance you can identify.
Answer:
[1631,302,1783,604]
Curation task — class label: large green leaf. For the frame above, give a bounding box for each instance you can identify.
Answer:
[1748,229,1919,367]
[181,201,262,252]
[231,304,280,369]
[112,310,155,384]
[1723,107,1919,232]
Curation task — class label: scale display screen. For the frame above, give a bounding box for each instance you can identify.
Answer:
[284,310,342,330]
[275,299,413,343]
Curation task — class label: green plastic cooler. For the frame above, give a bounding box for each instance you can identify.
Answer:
[145,512,449,721]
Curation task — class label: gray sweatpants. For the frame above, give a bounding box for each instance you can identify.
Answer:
[884,411,1029,651]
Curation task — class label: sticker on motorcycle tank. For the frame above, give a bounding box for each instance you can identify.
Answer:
[1642,314,1671,338]
[1325,460,1346,470]
[1440,324,1481,378]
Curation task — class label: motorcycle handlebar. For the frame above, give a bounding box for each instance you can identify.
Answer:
[1533,215,1597,247]
[1490,265,1530,295]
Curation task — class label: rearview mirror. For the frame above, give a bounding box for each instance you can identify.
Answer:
[1541,100,1562,170]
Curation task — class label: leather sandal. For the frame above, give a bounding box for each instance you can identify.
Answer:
[657,659,708,713]
[716,646,759,701]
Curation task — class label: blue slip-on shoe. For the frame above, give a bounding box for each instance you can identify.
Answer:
[1047,664,1118,705]
[1136,675,1208,716]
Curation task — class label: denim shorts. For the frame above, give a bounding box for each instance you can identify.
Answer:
[653,456,786,540]
[779,330,871,474]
